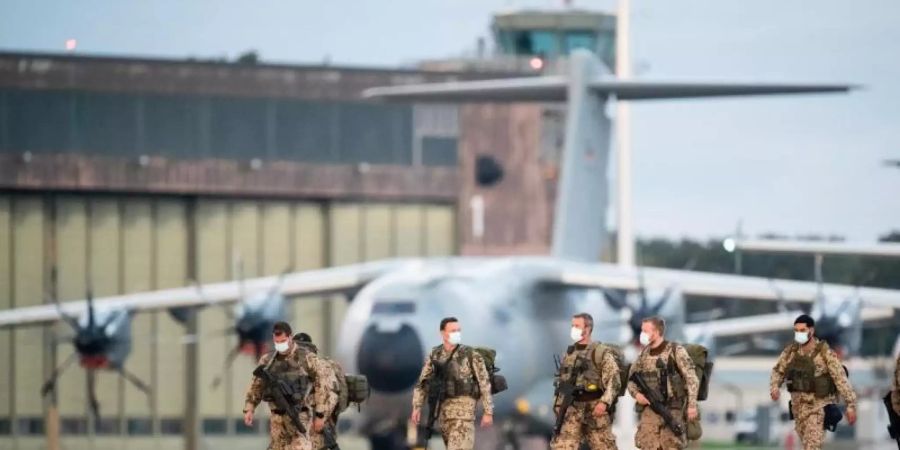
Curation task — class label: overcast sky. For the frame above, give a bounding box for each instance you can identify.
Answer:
[1,0,898,242]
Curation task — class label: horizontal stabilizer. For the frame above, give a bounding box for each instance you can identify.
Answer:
[364,77,855,103]
[591,80,855,100]
[364,76,568,102]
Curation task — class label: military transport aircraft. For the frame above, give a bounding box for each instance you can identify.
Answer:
[3,50,899,449]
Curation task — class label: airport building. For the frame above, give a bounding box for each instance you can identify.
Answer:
[0,51,471,448]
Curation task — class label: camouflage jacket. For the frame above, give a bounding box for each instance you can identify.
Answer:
[627,341,700,410]
[412,344,494,416]
[243,342,339,418]
[553,342,621,409]
[770,339,857,410]
[892,354,900,415]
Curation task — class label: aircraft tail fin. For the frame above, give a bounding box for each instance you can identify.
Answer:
[365,49,855,262]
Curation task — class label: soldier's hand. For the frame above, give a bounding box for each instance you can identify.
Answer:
[243,410,253,427]
[687,406,698,421]
[634,393,649,406]
[314,418,325,433]
[480,414,493,428]
[847,408,857,425]
[770,388,780,401]
[592,402,608,417]
[410,408,421,425]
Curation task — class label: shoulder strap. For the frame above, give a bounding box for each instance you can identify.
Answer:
[667,342,688,376]
[448,344,461,361]
[261,351,277,368]
[588,342,603,366]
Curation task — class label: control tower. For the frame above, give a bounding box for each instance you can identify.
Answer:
[492,9,616,70]
[419,8,616,73]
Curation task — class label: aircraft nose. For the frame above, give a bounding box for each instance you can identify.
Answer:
[356,324,423,393]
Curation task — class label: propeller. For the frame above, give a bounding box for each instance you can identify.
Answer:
[210,345,243,389]
[208,263,292,389]
[41,280,154,422]
[40,352,78,397]
[86,369,100,424]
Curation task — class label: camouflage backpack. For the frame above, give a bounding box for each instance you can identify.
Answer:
[590,343,630,397]
[294,337,370,415]
[674,343,713,401]
[321,357,370,415]
[465,346,508,396]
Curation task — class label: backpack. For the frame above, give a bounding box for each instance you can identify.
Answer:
[591,343,630,397]
[295,340,370,415]
[323,357,370,415]
[466,346,508,395]
[675,343,713,402]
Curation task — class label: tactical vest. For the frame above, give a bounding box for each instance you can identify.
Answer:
[557,343,605,397]
[430,345,479,399]
[261,348,312,409]
[785,341,837,397]
[637,342,687,408]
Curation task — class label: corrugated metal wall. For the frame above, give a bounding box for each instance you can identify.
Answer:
[0,193,456,449]
[0,90,451,167]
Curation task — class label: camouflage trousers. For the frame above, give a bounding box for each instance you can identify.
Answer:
[438,396,478,450]
[268,413,313,450]
[635,406,686,450]
[550,400,617,450]
[791,398,825,450]
[310,421,338,450]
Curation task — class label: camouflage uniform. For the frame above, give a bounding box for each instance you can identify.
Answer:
[550,342,621,450]
[891,354,900,415]
[627,341,699,450]
[412,344,494,450]
[293,341,341,450]
[244,343,339,450]
[770,339,856,450]
[311,356,342,450]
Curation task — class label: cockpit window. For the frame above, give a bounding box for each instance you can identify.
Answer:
[372,302,416,314]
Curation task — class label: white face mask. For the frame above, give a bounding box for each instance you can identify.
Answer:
[448,331,462,345]
[794,331,810,345]
[570,327,583,342]
[639,332,652,347]
[274,341,290,354]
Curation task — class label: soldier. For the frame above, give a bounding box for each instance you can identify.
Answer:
[243,322,338,450]
[550,312,621,450]
[410,317,494,450]
[892,350,900,415]
[293,332,341,450]
[627,316,699,450]
[770,314,857,450]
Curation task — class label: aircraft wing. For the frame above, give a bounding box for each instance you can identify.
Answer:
[730,238,900,258]
[684,311,804,339]
[550,263,900,310]
[364,76,853,103]
[683,307,894,339]
[0,259,420,328]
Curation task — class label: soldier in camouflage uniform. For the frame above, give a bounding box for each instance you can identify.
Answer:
[293,332,340,450]
[550,312,621,450]
[627,316,699,450]
[243,322,339,450]
[770,315,857,450]
[410,317,494,450]
[892,352,900,415]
